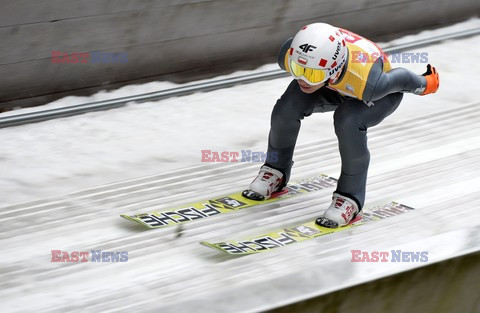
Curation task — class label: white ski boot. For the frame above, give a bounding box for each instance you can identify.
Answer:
[316,193,360,228]
[242,165,284,200]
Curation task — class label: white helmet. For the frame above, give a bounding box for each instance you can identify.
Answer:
[287,23,348,85]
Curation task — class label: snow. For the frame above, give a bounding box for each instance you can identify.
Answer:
[1,18,479,312]
[0,18,478,207]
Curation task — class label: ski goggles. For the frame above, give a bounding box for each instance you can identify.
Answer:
[289,60,329,85]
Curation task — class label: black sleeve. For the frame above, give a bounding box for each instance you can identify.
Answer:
[277,38,293,71]
[363,60,427,102]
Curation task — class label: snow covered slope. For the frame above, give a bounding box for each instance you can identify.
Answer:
[0,19,479,312]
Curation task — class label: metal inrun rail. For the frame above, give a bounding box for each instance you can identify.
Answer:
[1,27,479,128]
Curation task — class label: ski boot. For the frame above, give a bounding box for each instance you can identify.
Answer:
[316,193,361,228]
[242,165,284,201]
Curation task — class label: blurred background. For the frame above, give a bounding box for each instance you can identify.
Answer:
[1,1,479,313]
[1,0,479,111]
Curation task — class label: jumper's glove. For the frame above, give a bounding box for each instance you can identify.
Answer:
[421,64,440,95]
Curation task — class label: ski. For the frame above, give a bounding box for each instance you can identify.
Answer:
[200,202,414,255]
[121,174,337,229]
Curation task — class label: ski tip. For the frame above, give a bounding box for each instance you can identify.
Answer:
[200,242,225,253]
[120,214,157,229]
[120,214,134,221]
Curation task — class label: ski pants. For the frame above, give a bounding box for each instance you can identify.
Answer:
[264,80,403,209]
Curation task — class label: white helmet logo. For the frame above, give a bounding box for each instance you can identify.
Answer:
[299,44,317,53]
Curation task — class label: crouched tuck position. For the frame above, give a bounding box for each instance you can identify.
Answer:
[242,23,440,227]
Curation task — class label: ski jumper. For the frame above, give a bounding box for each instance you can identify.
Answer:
[265,28,427,209]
